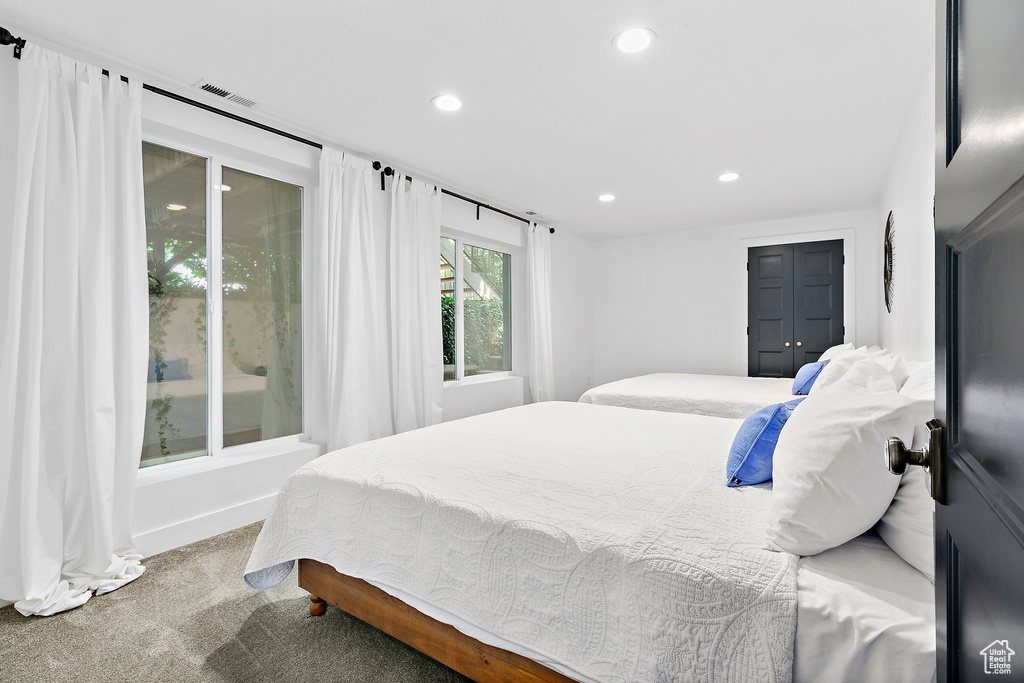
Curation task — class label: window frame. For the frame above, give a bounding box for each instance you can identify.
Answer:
[141,129,315,466]
[441,227,515,384]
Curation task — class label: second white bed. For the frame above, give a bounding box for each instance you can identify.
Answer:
[579,372,795,418]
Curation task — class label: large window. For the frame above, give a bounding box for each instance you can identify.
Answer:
[440,237,511,381]
[142,141,303,467]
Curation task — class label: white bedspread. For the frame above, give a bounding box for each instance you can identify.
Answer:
[795,532,935,683]
[245,402,797,683]
[579,373,795,419]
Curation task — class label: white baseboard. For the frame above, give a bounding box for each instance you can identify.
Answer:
[133,494,277,559]
[131,440,320,559]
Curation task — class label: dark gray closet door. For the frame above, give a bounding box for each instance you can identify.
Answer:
[748,244,795,377]
[747,240,844,378]
[793,240,844,367]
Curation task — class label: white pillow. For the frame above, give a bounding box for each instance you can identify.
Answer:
[876,355,910,391]
[766,382,918,556]
[903,359,933,377]
[809,348,867,393]
[813,351,905,395]
[836,357,899,393]
[875,468,935,582]
[875,363,937,581]
[818,342,854,363]
[857,345,886,356]
[899,365,936,450]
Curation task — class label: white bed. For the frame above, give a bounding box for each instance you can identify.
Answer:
[245,400,935,682]
[579,372,795,418]
[247,402,797,682]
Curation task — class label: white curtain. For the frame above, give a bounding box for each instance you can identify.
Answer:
[0,45,148,616]
[389,176,443,432]
[311,149,392,450]
[527,223,555,402]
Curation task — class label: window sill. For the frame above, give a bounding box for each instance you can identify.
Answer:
[135,437,322,486]
[444,371,515,386]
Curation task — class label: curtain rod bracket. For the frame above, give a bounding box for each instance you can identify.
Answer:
[0,27,25,59]
[371,161,395,191]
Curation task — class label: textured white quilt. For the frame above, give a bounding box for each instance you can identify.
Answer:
[245,402,797,683]
[579,373,795,419]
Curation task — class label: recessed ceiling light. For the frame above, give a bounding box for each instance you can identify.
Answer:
[598,194,616,202]
[166,203,187,211]
[718,172,741,182]
[614,28,656,53]
[431,94,462,112]
[221,184,232,192]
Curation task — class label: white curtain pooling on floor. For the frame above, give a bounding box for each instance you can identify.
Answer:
[526,223,555,402]
[311,149,393,450]
[0,45,148,616]
[389,176,444,433]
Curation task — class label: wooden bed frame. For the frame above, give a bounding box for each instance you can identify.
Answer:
[298,558,577,683]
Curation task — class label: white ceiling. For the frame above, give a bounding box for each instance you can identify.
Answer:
[0,1,933,239]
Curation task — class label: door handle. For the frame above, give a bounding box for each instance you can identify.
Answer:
[886,419,946,504]
[796,341,802,347]
[785,342,791,347]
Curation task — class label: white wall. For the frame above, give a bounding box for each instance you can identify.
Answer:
[591,210,882,385]
[550,228,596,401]
[876,57,936,362]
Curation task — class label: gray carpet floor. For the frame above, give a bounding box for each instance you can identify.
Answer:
[0,523,472,683]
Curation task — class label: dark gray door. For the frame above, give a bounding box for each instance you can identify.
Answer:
[748,240,843,377]
[934,2,1024,681]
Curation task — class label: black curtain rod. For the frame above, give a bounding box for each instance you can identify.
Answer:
[1,26,553,234]
[371,162,553,233]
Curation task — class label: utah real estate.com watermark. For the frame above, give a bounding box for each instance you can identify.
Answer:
[980,640,1015,675]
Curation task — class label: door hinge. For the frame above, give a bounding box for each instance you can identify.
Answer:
[746,326,749,335]
[843,255,846,264]
[746,262,749,271]
[843,326,846,335]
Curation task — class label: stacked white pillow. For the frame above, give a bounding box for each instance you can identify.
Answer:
[810,346,909,394]
[817,342,855,362]
[874,363,936,581]
[766,356,924,556]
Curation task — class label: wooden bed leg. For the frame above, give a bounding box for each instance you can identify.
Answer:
[309,595,327,616]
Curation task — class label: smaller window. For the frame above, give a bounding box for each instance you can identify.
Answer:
[440,237,512,381]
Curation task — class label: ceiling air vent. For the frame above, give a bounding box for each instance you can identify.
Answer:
[192,80,260,109]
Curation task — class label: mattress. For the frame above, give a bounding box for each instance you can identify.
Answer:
[579,372,795,418]
[795,532,935,683]
[245,401,798,683]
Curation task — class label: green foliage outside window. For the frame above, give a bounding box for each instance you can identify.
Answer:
[442,295,456,366]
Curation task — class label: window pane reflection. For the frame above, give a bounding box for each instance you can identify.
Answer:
[221,167,303,446]
[462,244,511,376]
[142,142,208,467]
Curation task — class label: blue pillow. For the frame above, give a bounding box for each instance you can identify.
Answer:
[792,360,829,395]
[726,398,805,487]
[148,357,191,382]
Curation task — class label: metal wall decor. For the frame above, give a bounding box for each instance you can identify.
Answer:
[883,211,895,313]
